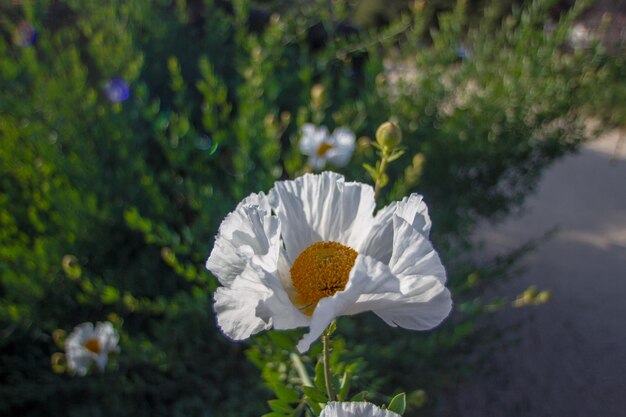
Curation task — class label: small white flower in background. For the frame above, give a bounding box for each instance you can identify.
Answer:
[321,401,401,417]
[299,124,355,170]
[65,321,119,376]
[206,172,451,353]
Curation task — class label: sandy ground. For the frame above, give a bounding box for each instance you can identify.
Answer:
[446,130,626,416]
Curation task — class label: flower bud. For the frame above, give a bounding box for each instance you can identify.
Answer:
[310,84,326,108]
[376,121,402,149]
[535,290,551,305]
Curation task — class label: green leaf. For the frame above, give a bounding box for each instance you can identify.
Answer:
[271,382,300,403]
[306,398,322,416]
[388,393,406,415]
[303,386,327,403]
[351,391,368,401]
[387,149,405,162]
[314,360,326,392]
[362,163,377,180]
[268,399,293,413]
[337,371,350,401]
[261,413,288,417]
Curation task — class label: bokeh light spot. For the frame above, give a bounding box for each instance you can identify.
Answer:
[194,135,219,155]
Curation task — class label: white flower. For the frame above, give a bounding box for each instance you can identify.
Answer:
[299,124,355,170]
[65,321,119,376]
[321,401,401,417]
[206,172,451,353]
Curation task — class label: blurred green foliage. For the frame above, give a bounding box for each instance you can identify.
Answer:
[0,0,623,415]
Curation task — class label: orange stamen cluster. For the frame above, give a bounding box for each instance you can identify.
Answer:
[290,241,357,315]
[83,338,101,354]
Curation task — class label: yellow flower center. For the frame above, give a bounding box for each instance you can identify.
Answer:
[83,338,101,354]
[290,241,357,316]
[316,143,334,157]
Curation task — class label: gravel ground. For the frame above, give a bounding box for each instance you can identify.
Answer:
[445,130,626,416]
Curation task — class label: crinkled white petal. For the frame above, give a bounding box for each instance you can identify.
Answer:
[394,193,431,237]
[299,124,329,155]
[388,216,446,284]
[206,193,279,286]
[374,286,452,330]
[358,201,397,263]
[321,401,401,417]
[214,262,309,341]
[359,193,432,264]
[269,172,376,263]
[256,273,311,330]
[213,267,274,340]
[369,215,450,329]
[238,191,272,213]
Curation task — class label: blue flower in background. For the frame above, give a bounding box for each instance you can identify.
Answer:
[104,78,130,103]
[456,45,471,60]
[13,21,37,47]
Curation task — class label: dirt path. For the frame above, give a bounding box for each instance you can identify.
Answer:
[451,130,626,416]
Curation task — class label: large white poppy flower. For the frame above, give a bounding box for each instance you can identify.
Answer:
[320,401,401,417]
[65,321,119,376]
[299,124,355,170]
[207,172,451,353]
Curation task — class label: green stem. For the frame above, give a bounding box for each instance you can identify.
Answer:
[290,353,313,387]
[374,154,388,201]
[322,332,336,401]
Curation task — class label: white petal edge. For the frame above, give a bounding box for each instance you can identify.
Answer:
[374,286,451,330]
[395,193,432,237]
[214,263,310,341]
[269,172,376,263]
[320,402,401,417]
[388,215,446,284]
[370,215,450,329]
[213,266,274,340]
[206,194,279,286]
[359,193,432,264]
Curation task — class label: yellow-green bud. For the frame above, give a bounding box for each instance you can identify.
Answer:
[535,290,551,304]
[376,121,402,149]
[467,272,479,285]
[310,84,326,108]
